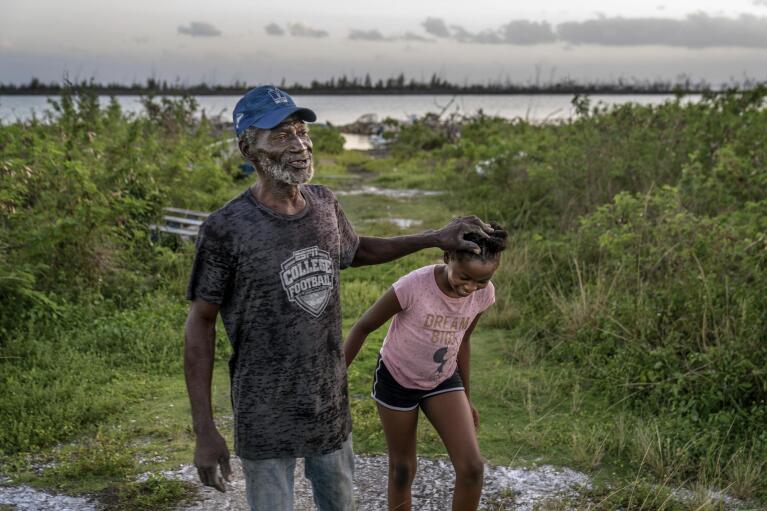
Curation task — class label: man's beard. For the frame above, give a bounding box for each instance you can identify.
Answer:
[254,151,314,185]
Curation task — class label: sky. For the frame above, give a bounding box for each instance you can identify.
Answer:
[2,0,767,86]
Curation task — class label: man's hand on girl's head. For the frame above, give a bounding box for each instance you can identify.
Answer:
[436,216,495,254]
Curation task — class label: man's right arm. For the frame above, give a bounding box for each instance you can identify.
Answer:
[184,298,231,492]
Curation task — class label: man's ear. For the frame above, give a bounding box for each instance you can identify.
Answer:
[238,137,251,159]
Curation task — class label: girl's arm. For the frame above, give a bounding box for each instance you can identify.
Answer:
[457,314,482,428]
[343,287,403,367]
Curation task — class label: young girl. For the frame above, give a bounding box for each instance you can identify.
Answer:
[343,223,507,511]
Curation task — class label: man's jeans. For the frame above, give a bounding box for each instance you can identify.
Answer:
[241,437,354,511]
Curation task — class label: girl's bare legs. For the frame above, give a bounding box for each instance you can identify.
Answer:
[376,403,419,511]
[421,391,484,511]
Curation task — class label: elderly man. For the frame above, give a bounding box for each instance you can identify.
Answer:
[184,85,493,510]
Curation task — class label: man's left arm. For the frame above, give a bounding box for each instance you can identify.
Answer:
[350,216,495,267]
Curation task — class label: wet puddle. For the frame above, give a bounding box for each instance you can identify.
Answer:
[362,217,423,229]
[340,133,374,151]
[335,186,444,199]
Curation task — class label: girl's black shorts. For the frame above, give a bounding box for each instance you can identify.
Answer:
[371,355,465,411]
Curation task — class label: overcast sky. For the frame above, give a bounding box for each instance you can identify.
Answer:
[2,0,767,86]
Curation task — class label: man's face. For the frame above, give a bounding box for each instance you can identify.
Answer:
[253,117,314,185]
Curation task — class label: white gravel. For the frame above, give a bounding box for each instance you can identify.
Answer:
[157,455,590,511]
[0,456,591,510]
[0,479,98,511]
[1,456,747,510]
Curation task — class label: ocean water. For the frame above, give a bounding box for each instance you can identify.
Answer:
[0,93,698,126]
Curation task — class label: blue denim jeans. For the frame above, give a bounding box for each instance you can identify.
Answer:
[241,437,355,511]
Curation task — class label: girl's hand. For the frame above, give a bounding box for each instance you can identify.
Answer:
[469,403,480,430]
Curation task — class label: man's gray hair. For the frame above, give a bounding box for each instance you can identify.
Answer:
[238,126,263,161]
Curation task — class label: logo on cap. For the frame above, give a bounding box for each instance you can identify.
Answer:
[234,113,244,129]
[267,88,289,105]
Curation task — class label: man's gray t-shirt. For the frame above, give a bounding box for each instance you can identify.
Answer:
[186,184,359,460]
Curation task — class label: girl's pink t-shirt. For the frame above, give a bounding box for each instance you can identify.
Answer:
[380,264,495,390]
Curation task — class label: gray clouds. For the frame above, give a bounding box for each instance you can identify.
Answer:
[347,30,434,42]
[287,22,328,38]
[435,20,556,45]
[422,17,451,38]
[264,14,767,48]
[264,22,328,38]
[499,21,557,45]
[401,32,433,42]
[177,22,221,37]
[264,23,285,36]
[421,14,767,48]
[349,29,386,41]
[558,14,767,48]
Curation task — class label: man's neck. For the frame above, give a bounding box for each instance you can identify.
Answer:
[250,175,306,216]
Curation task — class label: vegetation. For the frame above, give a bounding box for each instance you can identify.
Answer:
[0,85,765,509]
[380,89,767,504]
[3,74,756,96]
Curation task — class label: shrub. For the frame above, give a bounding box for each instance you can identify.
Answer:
[309,124,345,154]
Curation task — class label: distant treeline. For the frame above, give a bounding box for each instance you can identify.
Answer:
[1,74,760,96]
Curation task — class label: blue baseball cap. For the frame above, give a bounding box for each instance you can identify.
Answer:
[232,86,316,137]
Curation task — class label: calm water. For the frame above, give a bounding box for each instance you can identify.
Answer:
[0,94,698,126]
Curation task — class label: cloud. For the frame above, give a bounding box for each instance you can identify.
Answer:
[349,29,387,41]
[556,13,767,48]
[754,0,767,6]
[177,22,222,37]
[401,32,434,42]
[444,20,555,45]
[498,20,557,44]
[346,28,434,43]
[449,25,474,43]
[422,17,451,38]
[423,13,767,48]
[287,22,328,38]
[264,23,284,36]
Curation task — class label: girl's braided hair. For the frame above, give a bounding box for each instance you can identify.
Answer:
[449,222,508,261]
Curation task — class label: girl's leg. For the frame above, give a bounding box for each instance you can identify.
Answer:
[376,403,419,511]
[421,391,484,511]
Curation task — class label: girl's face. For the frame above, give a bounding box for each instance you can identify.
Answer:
[443,255,499,298]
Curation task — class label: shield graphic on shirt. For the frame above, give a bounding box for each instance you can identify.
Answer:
[280,246,335,317]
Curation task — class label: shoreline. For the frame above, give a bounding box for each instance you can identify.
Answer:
[0,89,716,97]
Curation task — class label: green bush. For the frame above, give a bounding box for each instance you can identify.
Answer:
[427,88,767,491]
[309,124,345,154]
[388,112,456,158]
[566,187,767,464]
[0,86,235,454]
[2,85,766,501]
[0,88,232,321]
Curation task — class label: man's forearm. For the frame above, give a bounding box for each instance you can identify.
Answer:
[184,316,217,434]
[351,232,440,267]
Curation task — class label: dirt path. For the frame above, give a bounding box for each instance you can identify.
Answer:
[168,455,589,510]
[2,455,591,510]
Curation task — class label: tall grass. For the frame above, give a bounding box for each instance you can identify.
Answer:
[388,88,767,502]
[1,85,765,506]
